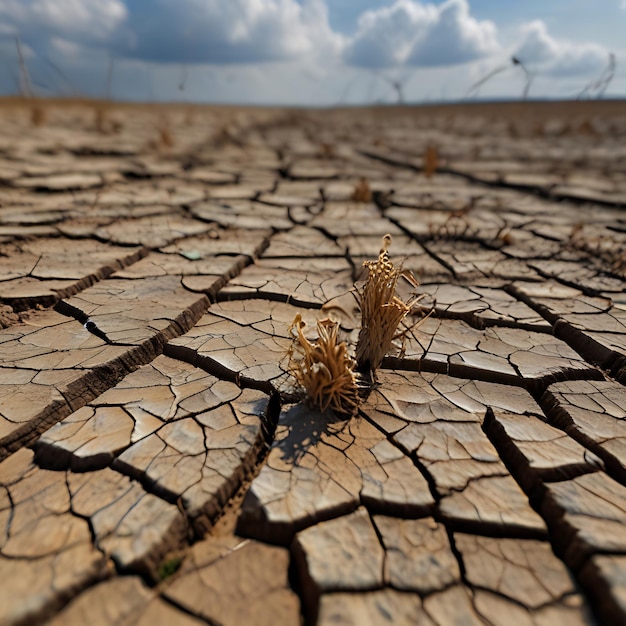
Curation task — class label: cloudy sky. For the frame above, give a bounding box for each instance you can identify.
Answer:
[0,0,624,105]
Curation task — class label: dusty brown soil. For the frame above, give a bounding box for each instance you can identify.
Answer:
[1,98,626,625]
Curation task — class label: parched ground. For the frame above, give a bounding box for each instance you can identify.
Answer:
[1,98,626,626]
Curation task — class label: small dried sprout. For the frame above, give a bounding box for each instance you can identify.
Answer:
[95,106,106,133]
[31,105,46,127]
[570,222,584,243]
[213,124,244,148]
[424,143,439,178]
[184,108,195,127]
[577,119,597,137]
[497,227,514,246]
[318,142,336,158]
[287,314,359,418]
[356,234,419,374]
[158,125,174,150]
[351,178,372,203]
[94,105,121,134]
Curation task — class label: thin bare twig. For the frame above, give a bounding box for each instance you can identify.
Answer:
[15,36,33,97]
[467,56,534,100]
[372,70,413,104]
[512,56,534,99]
[578,53,616,99]
[104,55,114,100]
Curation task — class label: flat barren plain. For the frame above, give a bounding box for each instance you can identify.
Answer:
[1,98,626,625]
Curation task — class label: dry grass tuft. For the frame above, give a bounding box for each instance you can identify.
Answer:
[424,144,439,178]
[351,178,372,203]
[286,236,431,411]
[287,314,359,418]
[212,124,244,148]
[95,106,107,133]
[94,105,121,134]
[355,234,419,374]
[31,105,46,127]
[158,126,174,149]
[318,142,336,158]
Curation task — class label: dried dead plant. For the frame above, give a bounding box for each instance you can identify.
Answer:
[466,56,534,100]
[31,105,46,127]
[577,53,616,99]
[95,106,107,133]
[317,142,336,158]
[212,124,245,148]
[577,119,597,136]
[287,314,359,418]
[158,125,174,149]
[424,144,439,178]
[351,178,372,203]
[355,234,420,374]
[497,228,514,246]
[94,105,122,134]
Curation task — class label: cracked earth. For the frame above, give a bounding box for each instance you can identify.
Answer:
[1,99,626,625]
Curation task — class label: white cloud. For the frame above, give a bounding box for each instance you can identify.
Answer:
[0,0,340,65]
[0,1,620,104]
[117,0,341,64]
[0,0,127,46]
[407,0,499,66]
[514,21,609,77]
[344,0,437,68]
[0,0,344,99]
[344,0,499,69]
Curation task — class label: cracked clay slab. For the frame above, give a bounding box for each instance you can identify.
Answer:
[219,255,354,307]
[166,299,326,391]
[398,315,601,393]
[163,536,301,626]
[4,101,626,626]
[0,275,210,457]
[0,238,146,311]
[0,449,108,625]
[45,576,206,626]
[455,533,589,614]
[237,404,434,545]
[484,408,603,493]
[511,280,626,381]
[362,371,547,537]
[0,310,139,457]
[416,283,551,331]
[542,379,626,483]
[35,355,269,536]
[541,472,626,570]
[0,448,184,620]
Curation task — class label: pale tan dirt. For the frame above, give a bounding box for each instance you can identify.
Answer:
[1,98,626,625]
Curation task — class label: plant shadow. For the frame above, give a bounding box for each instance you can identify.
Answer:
[274,402,352,466]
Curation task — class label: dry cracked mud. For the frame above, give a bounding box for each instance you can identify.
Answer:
[1,98,626,625]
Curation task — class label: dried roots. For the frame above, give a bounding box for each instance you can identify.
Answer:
[287,314,359,418]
